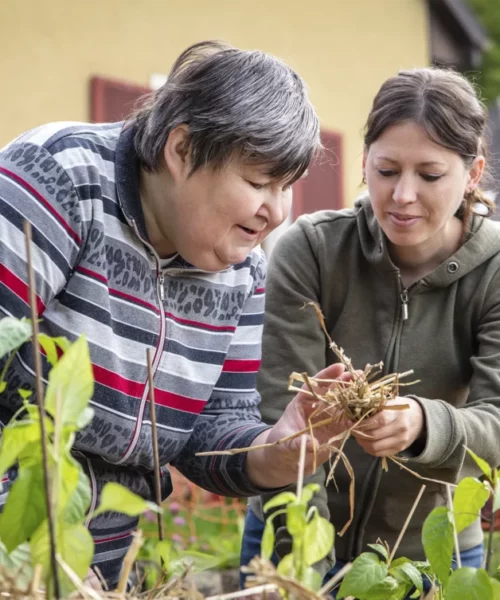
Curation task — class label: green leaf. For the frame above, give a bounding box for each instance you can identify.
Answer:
[156,539,172,568]
[286,502,306,537]
[75,407,94,430]
[299,483,320,505]
[454,477,491,533]
[304,512,334,566]
[37,333,59,366]
[422,506,454,585]
[277,553,294,578]
[180,550,226,571]
[364,576,400,600]
[446,567,493,600]
[0,317,32,360]
[18,388,32,400]
[44,335,94,426]
[93,482,162,518]
[0,420,39,478]
[302,565,322,591]
[261,518,275,561]
[263,491,297,512]
[391,562,423,594]
[466,447,493,481]
[63,467,91,525]
[0,462,46,552]
[492,577,500,600]
[493,480,500,514]
[368,543,389,561]
[0,541,33,590]
[337,552,388,599]
[31,520,94,596]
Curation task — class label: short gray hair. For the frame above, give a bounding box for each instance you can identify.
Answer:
[132,41,320,184]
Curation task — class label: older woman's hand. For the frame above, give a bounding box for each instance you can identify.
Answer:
[246,363,351,489]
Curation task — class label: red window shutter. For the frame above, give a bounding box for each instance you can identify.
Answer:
[90,76,151,123]
[293,129,343,219]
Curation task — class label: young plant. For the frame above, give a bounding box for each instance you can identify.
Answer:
[261,482,335,595]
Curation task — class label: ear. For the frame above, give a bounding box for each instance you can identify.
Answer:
[467,155,485,190]
[362,147,368,172]
[163,125,191,182]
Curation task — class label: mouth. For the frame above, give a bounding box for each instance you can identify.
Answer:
[388,212,422,227]
[238,225,260,238]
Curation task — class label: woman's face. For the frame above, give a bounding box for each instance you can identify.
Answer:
[364,120,483,259]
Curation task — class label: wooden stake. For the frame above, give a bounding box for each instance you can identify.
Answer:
[446,484,461,569]
[24,220,61,599]
[388,484,426,564]
[147,348,164,542]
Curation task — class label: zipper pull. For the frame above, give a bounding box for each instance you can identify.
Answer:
[159,272,165,302]
[400,289,409,321]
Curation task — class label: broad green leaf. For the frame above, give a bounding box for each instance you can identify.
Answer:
[0,463,46,552]
[31,520,94,596]
[0,421,39,477]
[300,483,320,506]
[286,502,306,537]
[0,317,32,360]
[337,552,388,599]
[368,543,389,561]
[156,539,172,567]
[0,382,5,393]
[44,336,94,426]
[446,567,493,600]
[180,550,227,571]
[18,388,32,400]
[93,482,162,518]
[261,518,275,561]
[304,512,334,565]
[363,575,400,600]
[63,466,91,525]
[391,562,423,594]
[466,448,493,481]
[75,407,94,430]
[0,541,33,590]
[422,506,454,585]
[263,491,297,512]
[454,477,490,533]
[493,479,500,514]
[492,577,500,600]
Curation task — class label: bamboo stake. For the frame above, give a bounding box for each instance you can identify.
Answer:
[206,583,279,600]
[24,220,61,599]
[388,484,426,564]
[297,435,307,501]
[116,529,144,593]
[146,348,165,543]
[318,562,352,596]
[446,485,461,569]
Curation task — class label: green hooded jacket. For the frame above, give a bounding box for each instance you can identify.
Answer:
[249,198,500,570]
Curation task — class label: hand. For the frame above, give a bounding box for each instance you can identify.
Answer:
[84,568,103,591]
[351,397,425,457]
[246,363,351,488]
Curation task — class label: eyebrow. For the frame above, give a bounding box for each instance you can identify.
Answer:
[377,156,446,168]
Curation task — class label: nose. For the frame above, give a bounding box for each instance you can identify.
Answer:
[263,189,292,230]
[392,174,417,206]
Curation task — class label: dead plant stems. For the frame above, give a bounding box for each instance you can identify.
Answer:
[24,220,61,599]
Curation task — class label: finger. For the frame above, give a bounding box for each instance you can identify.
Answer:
[353,422,400,442]
[356,436,402,457]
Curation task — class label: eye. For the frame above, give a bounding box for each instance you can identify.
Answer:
[247,180,266,190]
[378,169,397,177]
[420,174,442,182]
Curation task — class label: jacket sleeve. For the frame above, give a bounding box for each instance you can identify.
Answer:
[171,251,276,496]
[0,140,84,322]
[411,266,500,475]
[250,219,335,574]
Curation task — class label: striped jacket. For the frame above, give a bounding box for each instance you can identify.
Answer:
[0,121,270,584]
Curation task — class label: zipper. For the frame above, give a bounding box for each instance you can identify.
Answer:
[348,273,411,558]
[114,219,168,465]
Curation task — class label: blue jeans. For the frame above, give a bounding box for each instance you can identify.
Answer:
[240,507,484,597]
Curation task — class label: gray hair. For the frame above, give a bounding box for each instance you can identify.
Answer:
[132,40,320,184]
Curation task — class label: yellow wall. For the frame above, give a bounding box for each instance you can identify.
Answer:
[1,0,429,205]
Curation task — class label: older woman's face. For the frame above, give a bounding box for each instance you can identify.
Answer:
[164,157,292,271]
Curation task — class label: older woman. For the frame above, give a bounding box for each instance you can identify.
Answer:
[0,40,346,587]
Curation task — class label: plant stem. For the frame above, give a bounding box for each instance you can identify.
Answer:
[486,498,496,572]
[205,583,278,600]
[24,220,61,599]
[388,484,426,564]
[296,435,307,501]
[446,484,461,569]
[147,348,164,543]
[318,561,352,596]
